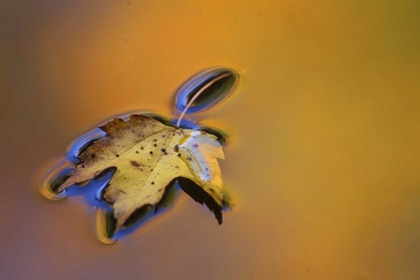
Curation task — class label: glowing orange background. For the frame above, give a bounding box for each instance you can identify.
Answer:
[1,1,419,279]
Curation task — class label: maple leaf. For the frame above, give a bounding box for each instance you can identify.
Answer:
[57,115,226,231]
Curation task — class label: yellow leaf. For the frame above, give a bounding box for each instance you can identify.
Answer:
[57,115,225,231]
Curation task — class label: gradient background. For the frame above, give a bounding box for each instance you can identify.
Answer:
[1,0,420,279]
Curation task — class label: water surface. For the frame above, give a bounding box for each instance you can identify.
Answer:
[1,1,420,279]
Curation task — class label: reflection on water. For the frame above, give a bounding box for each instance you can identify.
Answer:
[40,160,73,201]
[174,67,240,114]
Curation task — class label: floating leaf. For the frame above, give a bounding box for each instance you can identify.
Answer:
[57,115,226,233]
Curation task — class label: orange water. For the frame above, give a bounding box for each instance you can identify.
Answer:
[1,1,420,279]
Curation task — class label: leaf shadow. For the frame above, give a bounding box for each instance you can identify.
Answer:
[178,177,223,225]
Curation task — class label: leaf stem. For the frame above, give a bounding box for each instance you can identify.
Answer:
[176,73,231,127]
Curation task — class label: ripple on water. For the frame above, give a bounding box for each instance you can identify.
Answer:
[40,160,73,201]
[175,66,240,114]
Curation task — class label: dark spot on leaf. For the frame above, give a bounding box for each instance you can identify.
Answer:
[140,146,144,150]
[82,165,85,168]
[164,152,168,155]
[151,181,155,185]
[174,145,179,152]
[91,153,96,158]
[178,153,181,157]
[136,150,139,154]
[187,156,192,161]
[116,154,119,157]
[154,143,157,147]
[130,160,141,167]
[153,139,157,142]
[160,148,166,152]
[149,151,153,155]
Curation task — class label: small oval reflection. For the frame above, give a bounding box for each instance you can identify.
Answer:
[175,67,240,114]
[40,160,73,201]
[95,209,118,245]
